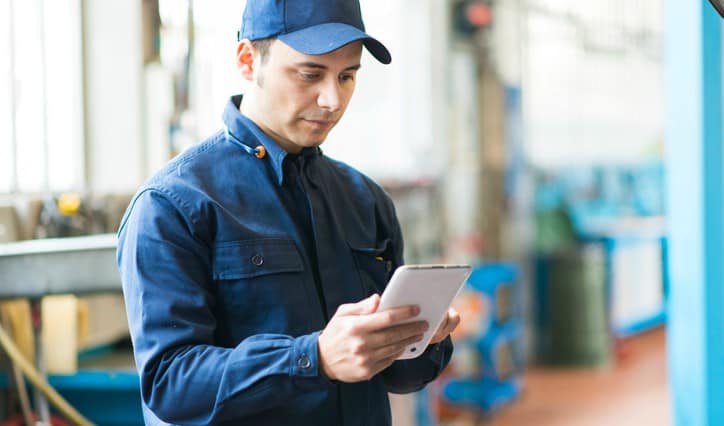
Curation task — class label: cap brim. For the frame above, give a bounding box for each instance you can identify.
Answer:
[278,22,391,64]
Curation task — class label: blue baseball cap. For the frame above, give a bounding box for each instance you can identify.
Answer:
[239,0,392,64]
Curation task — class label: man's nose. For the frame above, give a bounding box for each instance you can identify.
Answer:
[317,80,343,112]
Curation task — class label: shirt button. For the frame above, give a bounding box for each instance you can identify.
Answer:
[297,355,311,369]
[386,261,393,272]
[251,254,264,266]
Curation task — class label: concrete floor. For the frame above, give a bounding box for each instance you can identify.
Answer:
[479,327,671,426]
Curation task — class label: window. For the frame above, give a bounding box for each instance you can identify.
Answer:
[524,0,665,167]
[0,0,84,194]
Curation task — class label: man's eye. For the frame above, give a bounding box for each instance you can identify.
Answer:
[340,74,355,82]
[300,73,320,81]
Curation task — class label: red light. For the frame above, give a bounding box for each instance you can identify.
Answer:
[465,2,492,28]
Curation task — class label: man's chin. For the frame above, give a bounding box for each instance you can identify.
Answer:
[287,128,332,150]
[303,140,325,149]
[300,134,329,148]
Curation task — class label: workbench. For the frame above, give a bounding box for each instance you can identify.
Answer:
[0,234,120,299]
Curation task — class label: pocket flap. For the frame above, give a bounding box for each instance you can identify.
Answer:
[213,238,303,280]
[348,238,392,257]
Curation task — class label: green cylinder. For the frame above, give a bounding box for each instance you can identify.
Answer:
[536,244,611,366]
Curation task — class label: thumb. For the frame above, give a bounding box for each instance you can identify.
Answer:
[336,294,380,316]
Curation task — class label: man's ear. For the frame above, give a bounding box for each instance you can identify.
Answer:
[236,39,256,81]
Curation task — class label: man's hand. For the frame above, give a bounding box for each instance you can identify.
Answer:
[428,307,461,345]
[318,294,428,382]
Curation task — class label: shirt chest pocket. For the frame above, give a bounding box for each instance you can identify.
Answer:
[212,238,308,335]
[213,238,304,280]
[349,238,394,296]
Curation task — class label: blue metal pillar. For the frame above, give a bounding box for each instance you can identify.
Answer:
[665,1,724,425]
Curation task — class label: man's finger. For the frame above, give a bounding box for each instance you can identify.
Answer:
[430,309,461,344]
[438,309,460,336]
[335,294,380,316]
[447,308,460,325]
[371,347,409,373]
[364,321,428,349]
[446,310,461,332]
[369,334,424,360]
[355,305,420,332]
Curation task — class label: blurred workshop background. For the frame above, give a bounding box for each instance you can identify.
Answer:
[0,0,720,425]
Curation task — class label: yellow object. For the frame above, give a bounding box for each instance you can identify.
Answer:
[57,193,82,216]
[42,295,79,374]
[40,294,129,374]
[0,308,33,426]
[0,300,34,363]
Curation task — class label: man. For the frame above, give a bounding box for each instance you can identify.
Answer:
[117,1,459,425]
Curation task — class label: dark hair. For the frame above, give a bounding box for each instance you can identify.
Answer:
[251,38,276,64]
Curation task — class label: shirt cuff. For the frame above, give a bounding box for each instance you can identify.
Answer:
[290,331,331,390]
[424,337,452,376]
[422,343,442,366]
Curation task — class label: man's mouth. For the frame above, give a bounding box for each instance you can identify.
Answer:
[302,118,334,129]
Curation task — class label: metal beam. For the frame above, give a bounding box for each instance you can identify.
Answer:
[0,234,120,299]
[665,1,724,424]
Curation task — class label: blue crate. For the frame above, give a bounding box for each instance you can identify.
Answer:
[467,263,519,293]
[476,321,524,382]
[442,377,521,414]
[466,263,519,325]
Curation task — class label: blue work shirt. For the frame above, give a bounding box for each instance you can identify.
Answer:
[117,95,452,425]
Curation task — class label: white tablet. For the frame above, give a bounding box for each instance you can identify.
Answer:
[378,264,472,359]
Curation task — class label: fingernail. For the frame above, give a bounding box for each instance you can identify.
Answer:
[412,306,421,316]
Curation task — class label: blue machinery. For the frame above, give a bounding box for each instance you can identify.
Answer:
[665,1,724,425]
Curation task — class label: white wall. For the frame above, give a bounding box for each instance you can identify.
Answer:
[522,0,665,168]
[0,0,85,193]
[45,0,85,192]
[83,0,145,193]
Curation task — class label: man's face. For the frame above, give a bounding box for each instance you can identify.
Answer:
[242,40,363,154]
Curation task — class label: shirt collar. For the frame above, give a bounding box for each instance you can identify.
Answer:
[223,95,320,186]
